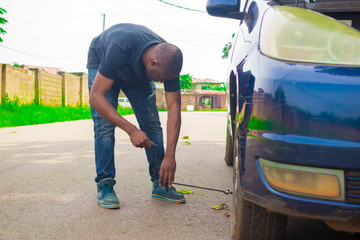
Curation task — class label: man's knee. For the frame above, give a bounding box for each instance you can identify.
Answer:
[93,117,116,134]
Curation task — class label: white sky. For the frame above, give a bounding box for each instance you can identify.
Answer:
[0,0,240,82]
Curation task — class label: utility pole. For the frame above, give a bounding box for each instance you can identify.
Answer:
[100,13,106,32]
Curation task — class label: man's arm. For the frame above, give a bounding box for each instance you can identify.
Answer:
[158,90,181,188]
[89,72,154,148]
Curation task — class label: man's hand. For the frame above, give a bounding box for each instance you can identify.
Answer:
[128,128,154,149]
[159,155,176,188]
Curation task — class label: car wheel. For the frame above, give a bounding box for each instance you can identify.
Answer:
[225,125,234,166]
[231,135,287,240]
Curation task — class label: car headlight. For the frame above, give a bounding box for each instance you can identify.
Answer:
[258,158,345,201]
[259,6,360,66]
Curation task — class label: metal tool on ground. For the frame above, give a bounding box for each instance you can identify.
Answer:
[152,144,233,195]
[173,182,232,195]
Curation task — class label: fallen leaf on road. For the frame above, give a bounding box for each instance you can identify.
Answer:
[177,189,194,194]
[176,189,204,195]
[180,141,190,145]
[224,212,230,217]
[182,136,189,139]
[211,203,230,211]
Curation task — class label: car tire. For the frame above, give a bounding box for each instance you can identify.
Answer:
[231,135,287,240]
[231,193,287,240]
[225,125,234,166]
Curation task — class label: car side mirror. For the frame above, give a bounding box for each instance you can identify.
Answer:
[206,0,245,20]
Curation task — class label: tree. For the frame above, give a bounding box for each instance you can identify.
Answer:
[222,33,235,59]
[0,7,8,42]
[222,42,232,59]
[180,74,193,90]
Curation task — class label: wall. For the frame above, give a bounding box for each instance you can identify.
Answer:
[0,64,2,99]
[181,93,198,110]
[82,73,89,105]
[155,88,166,110]
[118,87,166,110]
[0,64,226,111]
[40,70,62,105]
[181,91,226,110]
[0,64,89,106]
[2,64,35,103]
[72,72,89,106]
[63,72,81,106]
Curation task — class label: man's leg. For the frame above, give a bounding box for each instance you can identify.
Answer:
[122,82,185,203]
[121,82,164,181]
[88,69,120,208]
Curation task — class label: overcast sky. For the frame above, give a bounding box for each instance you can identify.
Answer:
[0,0,240,81]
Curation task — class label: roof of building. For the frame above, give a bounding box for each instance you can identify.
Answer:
[184,90,225,95]
[192,78,224,84]
[21,65,62,75]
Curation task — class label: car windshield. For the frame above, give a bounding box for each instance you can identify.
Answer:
[275,0,360,12]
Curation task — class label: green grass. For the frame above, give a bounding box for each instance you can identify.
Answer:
[0,98,134,128]
[0,97,225,128]
[187,108,226,112]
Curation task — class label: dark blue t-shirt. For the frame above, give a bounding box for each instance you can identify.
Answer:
[87,23,180,92]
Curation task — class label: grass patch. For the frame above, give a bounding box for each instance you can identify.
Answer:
[0,96,225,128]
[0,97,134,128]
[182,108,226,112]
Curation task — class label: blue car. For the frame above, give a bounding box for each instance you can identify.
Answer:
[206,0,360,239]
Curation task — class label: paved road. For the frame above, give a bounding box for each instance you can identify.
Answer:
[0,112,358,240]
[0,112,233,240]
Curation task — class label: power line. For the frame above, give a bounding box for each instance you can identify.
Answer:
[0,44,86,60]
[105,0,215,45]
[86,0,226,45]
[141,0,215,36]
[157,0,206,13]
[94,0,207,42]
[9,14,95,26]
[88,0,134,22]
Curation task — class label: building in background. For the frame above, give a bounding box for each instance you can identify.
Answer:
[191,78,224,91]
[181,78,226,111]
[20,65,62,75]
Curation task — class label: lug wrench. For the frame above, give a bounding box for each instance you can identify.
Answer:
[152,144,233,195]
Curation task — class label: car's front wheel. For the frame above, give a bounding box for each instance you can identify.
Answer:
[231,193,287,240]
[231,136,287,240]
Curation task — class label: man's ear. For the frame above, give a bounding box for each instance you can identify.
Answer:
[150,58,159,67]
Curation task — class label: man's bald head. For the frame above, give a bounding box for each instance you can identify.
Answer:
[154,43,183,77]
[142,43,183,82]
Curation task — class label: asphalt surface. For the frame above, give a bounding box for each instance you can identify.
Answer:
[0,112,233,240]
[0,111,359,240]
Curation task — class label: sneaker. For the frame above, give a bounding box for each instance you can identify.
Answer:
[151,180,186,203]
[97,178,120,209]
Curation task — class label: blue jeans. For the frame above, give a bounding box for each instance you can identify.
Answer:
[88,69,165,182]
